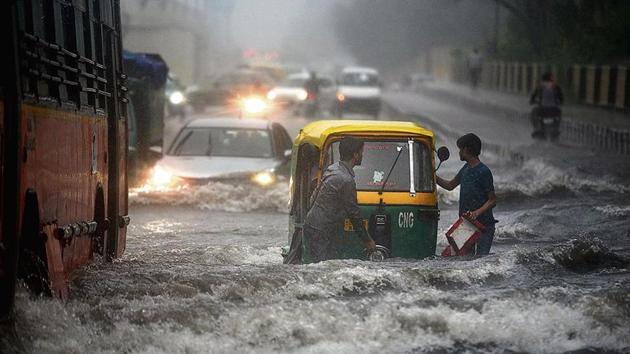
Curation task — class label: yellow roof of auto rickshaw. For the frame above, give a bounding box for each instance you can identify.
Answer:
[295,120,435,149]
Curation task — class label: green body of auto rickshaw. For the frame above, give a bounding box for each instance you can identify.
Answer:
[283,120,449,263]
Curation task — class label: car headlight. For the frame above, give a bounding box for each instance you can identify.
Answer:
[297,89,308,101]
[242,97,268,114]
[267,90,277,100]
[150,165,173,187]
[169,91,185,105]
[251,171,275,186]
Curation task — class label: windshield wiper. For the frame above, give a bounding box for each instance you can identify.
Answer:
[206,135,212,156]
[173,131,193,155]
[379,144,405,195]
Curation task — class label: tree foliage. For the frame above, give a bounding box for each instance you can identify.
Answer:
[496,0,630,63]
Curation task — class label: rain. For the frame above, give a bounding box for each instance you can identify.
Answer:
[1,1,630,353]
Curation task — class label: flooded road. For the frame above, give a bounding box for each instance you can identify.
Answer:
[4,101,630,354]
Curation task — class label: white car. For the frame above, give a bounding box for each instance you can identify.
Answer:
[335,66,382,117]
[148,117,293,188]
[266,72,310,104]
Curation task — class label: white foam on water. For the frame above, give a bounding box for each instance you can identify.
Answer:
[129,181,290,213]
[12,256,630,354]
[437,186,460,205]
[595,205,630,217]
[420,252,519,286]
[495,222,535,241]
[498,158,630,197]
[203,245,284,266]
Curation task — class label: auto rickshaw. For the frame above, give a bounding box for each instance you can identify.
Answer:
[283,120,449,263]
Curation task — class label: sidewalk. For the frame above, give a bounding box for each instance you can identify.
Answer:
[416,81,630,154]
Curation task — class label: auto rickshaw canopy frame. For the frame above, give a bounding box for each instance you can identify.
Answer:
[291,120,439,206]
[293,120,436,150]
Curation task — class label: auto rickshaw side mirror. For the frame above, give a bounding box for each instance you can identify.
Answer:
[437,146,450,162]
[435,146,450,171]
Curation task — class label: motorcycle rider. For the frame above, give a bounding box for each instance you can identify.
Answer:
[302,71,320,116]
[529,72,563,139]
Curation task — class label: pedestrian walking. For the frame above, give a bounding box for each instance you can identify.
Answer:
[467,48,483,90]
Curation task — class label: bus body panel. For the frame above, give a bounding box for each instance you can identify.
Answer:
[0,0,127,317]
[20,105,108,275]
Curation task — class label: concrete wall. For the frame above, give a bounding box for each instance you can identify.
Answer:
[480,61,629,112]
[120,0,214,85]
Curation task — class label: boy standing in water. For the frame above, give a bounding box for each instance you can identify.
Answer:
[437,133,497,255]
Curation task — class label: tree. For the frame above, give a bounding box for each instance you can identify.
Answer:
[495,0,630,63]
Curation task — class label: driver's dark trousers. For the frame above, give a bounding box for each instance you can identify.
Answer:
[303,224,335,263]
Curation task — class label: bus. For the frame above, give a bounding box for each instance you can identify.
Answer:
[0,0,128,319]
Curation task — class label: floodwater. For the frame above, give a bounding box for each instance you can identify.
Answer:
[4,116,630,354]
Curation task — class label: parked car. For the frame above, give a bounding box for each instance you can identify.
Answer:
[335,66,382,117]
[147,117,293,189]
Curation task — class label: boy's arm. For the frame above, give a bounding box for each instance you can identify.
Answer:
[436,174,460,191]
[466,191,497,220]
[342,179,376,251]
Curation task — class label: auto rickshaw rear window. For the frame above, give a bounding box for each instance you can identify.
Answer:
[327,140,433,192]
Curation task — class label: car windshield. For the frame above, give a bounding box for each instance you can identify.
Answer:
[327,140,433,192]
[169,127,273,158]
[341,72,379,86]
[280,77,306,88]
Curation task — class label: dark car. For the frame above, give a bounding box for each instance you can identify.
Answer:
[187,69,275,112]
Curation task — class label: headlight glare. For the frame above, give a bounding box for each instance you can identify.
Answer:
[252,171,275,186]
[169,91,185,105]
[242,97,268,114]
[151,165,173,187]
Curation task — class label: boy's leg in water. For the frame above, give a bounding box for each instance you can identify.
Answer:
[476,223,496,255]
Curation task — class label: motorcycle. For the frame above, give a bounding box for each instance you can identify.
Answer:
[530,106,561,141]
[300,92,319,118]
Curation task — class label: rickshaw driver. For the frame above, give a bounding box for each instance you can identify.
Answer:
[304,137,377,262]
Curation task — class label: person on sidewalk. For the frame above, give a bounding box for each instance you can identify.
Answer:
[467,48,483,90]
[529,72,563,139]
[303,137,376,263]
[436,133,497,255]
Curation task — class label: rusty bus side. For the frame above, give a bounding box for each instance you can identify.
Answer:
[0,0,127,320]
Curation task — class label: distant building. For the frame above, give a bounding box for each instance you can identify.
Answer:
[121,0,235,85]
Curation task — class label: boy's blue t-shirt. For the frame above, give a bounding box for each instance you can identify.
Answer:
[456,162,496,226]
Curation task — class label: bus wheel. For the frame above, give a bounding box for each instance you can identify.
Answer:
[17,190,51,296]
